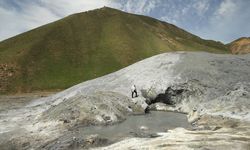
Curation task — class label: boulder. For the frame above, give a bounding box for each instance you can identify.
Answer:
[187,108,200,123]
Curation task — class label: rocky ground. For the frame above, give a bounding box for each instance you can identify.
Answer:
[0,52,250,149]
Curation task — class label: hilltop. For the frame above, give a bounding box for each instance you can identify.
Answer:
[0,7,228,93]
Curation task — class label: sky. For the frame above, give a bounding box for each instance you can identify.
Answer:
[0,0,249,43]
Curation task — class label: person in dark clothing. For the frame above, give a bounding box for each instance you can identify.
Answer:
[131,85,138,98]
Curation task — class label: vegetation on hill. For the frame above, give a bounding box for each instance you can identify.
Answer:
[0,7,228,94]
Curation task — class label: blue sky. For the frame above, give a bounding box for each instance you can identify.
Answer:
[0,0,249,43]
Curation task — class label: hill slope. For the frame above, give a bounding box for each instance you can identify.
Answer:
[0,7,228,93]
[228,37,250,54]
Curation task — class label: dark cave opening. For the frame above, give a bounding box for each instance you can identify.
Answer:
[145,87,186,106]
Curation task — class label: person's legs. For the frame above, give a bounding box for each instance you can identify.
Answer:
[135,90,138,97]
[132,91,134,98]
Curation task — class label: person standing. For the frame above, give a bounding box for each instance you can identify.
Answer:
[131,85,138,98]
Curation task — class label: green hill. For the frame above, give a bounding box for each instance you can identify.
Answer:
[0,7,228,94]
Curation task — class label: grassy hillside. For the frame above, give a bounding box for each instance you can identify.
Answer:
[0,7,228,94]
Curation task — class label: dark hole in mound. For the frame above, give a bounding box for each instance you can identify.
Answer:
[146,87,185,106]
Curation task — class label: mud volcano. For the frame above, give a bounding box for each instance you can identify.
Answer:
[0,52,250,149]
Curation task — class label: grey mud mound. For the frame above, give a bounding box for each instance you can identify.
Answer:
[41,91,145,126]
[0,52,250,149]
[0,91,146,150]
